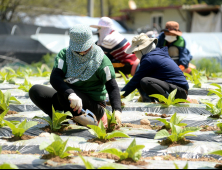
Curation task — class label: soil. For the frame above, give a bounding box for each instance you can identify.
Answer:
[200,125,220,132]
[145,113,171,118]
[70,150,119,160]
[144,154,222,163]
[209,115,221,119]
[121,123,152,130]
[40,125,73,135]
[158,138,192,147]
[191,99,199,104]
[87,138,116,144]
[41,154,72,164]
[2,135,35,142]
[1,150,18,154]
[215,164,222,169]
[0,109,18,116]
[115,158,148,166]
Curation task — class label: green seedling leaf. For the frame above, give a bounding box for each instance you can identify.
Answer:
[99,148,123,158]
[106,131,130,140]
[149,94,168,105]
[98,163,126,169]
[0,163,18,169]
[208,90,222,98]
[174,162,188,169]
[172,99,190,105]
[79,154,95,169]
[118,71,130,85]
[127,145,145,161]
[9,96,21,104]
[33,116,53,129]
[209,150,222,156]
[168,89,177,105]
[154,129,170,139]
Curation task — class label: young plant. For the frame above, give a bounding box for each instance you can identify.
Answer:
[105,109,117,132]
[149,89,190,106]
[4,119,38,137]
[121,90,136,104]
[16,67,33,78]
[0,90,21,112]
[118,71,130,85]
[0,109,19,128]
[184,69,207,88]
[18,78,33,92]
[39,133,81,159]
[215,122,222,134]
[207,83,222,96]
[154,124,201,143]
[201,99,222,118]
[0,68,17,84]
[174,162,188,169]
[99,139,145,162]
[79,154,126,169]
[88,121,129,140]
[0,163,18,169]
[155,112,187,130]
[35,67,51,77]
[33,106,73,132]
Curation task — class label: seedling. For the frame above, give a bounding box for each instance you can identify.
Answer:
[118,71,130,85]
[0,68,17,84]
[105,109,117,132]
[155,112,187,130]
[207,83,222,96]
[201,99,222,118]
[174,162,188,169]
[79,154,126,169]
[16,68,33,78]
[0,109,19,128]
[87,121,129,140]
[39,133,81,159]
[0,163,18,169]
[4,119,38,137]
[149,89,190,106]
[215,122,222,134]
[0,90,21,112]
[154,124,201,143]
[34,67,50,77]
[121,90,136,105]
[99,139,145,162]
[18,78,33,92]
[33,106,73,132]
[209,150,222,157]
[184,69,207,88]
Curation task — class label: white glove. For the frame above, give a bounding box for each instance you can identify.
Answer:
[115,110,122,125]
[68,93,82,114]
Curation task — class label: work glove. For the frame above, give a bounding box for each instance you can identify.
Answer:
[68,93,82,114]
[115,110,122,125]
[179,65,185,72]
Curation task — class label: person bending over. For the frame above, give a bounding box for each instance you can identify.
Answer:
[90,17,139,76]
[157,21,195,74]
[121,33,189,102]
[29,25,122,127]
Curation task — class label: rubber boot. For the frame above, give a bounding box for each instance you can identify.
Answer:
[137,87,154,102]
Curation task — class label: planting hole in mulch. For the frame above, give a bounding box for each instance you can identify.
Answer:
[158,138,192,147]
[209,115,221,119]
[2,135,35,142]
[145,113,171,118]
[41,154,72,164]
[40,125,73,135]
[145,154,222,163]
[0,109,18,116]
[115,158,148,166]
[70,150,119,160]
[200,125,220,131]
[215,164,222,169]
[87,138,116,144]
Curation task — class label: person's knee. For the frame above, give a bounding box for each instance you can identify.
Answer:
[140,77,152,91]
[29,84,41,100]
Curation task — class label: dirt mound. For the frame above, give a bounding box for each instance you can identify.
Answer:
[40,125,72,135]
[200,125,220,132]
[209,115,221,119]
[42,154,72,164]
[2,135,35,142]
[0,110,18,116]
[158,138,192,147]
[87,138,116,144]
[145,113,171,118]
[122,123,152,130]
[115,158,148,166]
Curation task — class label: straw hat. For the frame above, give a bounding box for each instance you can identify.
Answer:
[90,17,114,29]
[125,33,158,54]
[161,21,182,36]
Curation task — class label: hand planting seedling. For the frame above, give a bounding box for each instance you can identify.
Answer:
[184,69,207,88]
[105,109,117,132]
[4,119,38,138]
[0,90,21,112]
[18,78,33,92]
[87,121,129,142]
[201,99,222,119]
[174,162,188,169]
[149,89,190,106]
[99,139,145,162]
[33,106,73,132]
[40,133,81,159]
[154,124,201,146]
[79,154,126,169]
[155,112,187,130]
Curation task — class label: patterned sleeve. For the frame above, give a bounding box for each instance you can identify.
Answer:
[53,48,67,74]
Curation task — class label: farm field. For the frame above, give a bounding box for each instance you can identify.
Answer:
[0,68,222,169]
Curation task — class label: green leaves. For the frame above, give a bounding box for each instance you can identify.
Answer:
[18,78,33,92]
[40,134,81,158]
[118,71,130,85]
[155,112,187,130]
[174,162,188,169]
[100,139,145,162]
[33,106,72,132]
[4,119,38,137]
[0,90,20,111]
[149,89,190,106]
[202,99,222,118]
[88,121,129,140]
[0,163,18,169]
[106,109,117,131]
[209,150,222,156]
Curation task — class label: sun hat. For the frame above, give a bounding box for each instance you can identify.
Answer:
[161,21,182,36]
[125,33,158,54]
[69,24,94,52]
[90,17,114,29]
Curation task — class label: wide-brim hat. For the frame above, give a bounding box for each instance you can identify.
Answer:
[69,24,94,52]
[161,21,182,36]
[90,17,114,29]
[126,33,158,54]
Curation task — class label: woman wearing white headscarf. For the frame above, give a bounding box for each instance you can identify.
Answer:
[29,25,122,126]
[90,17,139,76]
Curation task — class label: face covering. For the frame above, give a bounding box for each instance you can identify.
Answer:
[97,27,113,45]
[165,35,177,43]
[135,42,156,60]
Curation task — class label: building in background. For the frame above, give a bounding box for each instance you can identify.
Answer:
[120,4,222,33]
